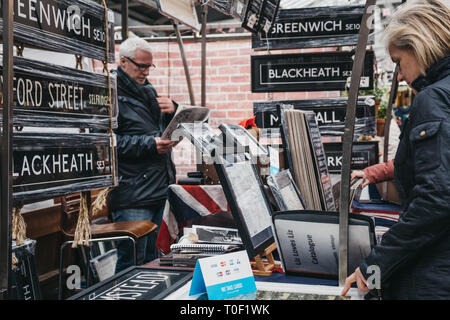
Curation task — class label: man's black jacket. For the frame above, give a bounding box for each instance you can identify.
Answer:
[359,56,450,299]
[108,67,176,211]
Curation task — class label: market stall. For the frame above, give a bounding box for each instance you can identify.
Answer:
[0,0,407,301]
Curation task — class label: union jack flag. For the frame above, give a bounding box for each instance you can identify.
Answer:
[156,184,229,254]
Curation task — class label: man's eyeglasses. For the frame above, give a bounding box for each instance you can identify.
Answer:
[124,56,156,71]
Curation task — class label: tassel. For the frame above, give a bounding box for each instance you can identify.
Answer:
[12,204,26,246]
[72,193,91,248]
[91,188,110,219]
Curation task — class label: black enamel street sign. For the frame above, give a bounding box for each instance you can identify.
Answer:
[68,267,193,300]
[0,0,115,62]
[12,132,116,204]
[254,97,376,136]
[324,141,379,174]
[0,56,117,130]
[252,5,374,50]
[251,51,374,92]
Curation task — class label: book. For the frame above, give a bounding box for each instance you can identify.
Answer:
[272,210,376,278]
[170,243,241,254]
[161,105,210,144]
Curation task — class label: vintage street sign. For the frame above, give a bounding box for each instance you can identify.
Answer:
[252,5,374,50]
[0,56,117,130]
[324,141,379,174]
[68,267,193,300]
[12,132,116,204]
[0,0,115,62]
[254,97,376,136]
[251,51,374,92]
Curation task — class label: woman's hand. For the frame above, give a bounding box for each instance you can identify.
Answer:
[340,267,370,296]
[351,170,370,188]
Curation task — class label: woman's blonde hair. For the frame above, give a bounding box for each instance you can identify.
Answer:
[384,0,450,75]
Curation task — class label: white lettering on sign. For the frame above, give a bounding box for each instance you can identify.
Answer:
[315,111,339,124]
[15,0,93,39]
[95,272,179,300]
[327,155,342,168]
[268,67,340,79]
[13,153,94,177]
[48,82,85,110]
[271,20,343,34]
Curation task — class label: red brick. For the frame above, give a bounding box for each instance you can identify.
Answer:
[231,75,249,83]
[227,93,247,101]
[209,58,230,66]
[285,92,308,100]
[220,85,240,93]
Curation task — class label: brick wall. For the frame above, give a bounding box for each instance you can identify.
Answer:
[103,39,340,180]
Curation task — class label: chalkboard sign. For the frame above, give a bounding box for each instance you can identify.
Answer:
[0,0,115,62]
[12,132,116,204]
[68,266,193,300]
[251,51,374,92]
[252,5,374,50]
[254,97,376,136]
[0,56,117,130]
[10,239,41,300]
[323,141,379,174]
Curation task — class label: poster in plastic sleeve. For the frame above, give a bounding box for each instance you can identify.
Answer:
[0,0,115,62]
[0,56,118,130]
[12,132,117,204]
[242,0,281,35]
[10,239,41,300]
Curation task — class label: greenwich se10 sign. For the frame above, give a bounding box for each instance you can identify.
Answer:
[0,0,115,62]
[252,5,373,50]
[251,51,374,92]
[12,132,116,204]
[0,56,117,130]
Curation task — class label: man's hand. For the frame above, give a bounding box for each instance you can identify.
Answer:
[155,137,175,154]
[341,267,370,297]
[157,97,175,114]
[351,170,370,188]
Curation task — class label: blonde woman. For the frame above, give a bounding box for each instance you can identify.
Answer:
[342,0,450,299]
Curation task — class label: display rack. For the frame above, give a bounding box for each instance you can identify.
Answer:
[0,0,117,299]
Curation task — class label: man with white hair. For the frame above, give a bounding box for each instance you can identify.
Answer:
[108,36,177,273]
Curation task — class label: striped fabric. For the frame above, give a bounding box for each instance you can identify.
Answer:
[156,184,228,254]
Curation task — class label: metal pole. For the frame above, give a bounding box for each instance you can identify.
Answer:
[339,0,376,286]
[0,0,15,300]
[121,0,129,41]
[173,21,196,106]
[201,2,208,107]
[383,65,399,163]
